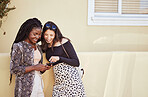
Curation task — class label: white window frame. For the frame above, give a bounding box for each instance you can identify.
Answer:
[88,0,148,26]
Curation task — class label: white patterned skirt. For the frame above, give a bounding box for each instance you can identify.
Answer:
[52,63,86,97]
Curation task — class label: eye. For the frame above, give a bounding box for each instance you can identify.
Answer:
[44,34,48,36]
[35,32,40,35]
[38,33,41,36]
[50,34,53,37]
[44,35,49,38]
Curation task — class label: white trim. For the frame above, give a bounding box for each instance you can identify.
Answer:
[94,13,148,17]
[88,0,95,25]
[88,0,148,26]
[118,0,122,14]
[91,17,148,26]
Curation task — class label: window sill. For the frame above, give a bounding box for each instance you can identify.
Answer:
[88,17,148,26]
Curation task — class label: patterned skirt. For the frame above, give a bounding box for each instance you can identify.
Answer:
[52,63,86,97]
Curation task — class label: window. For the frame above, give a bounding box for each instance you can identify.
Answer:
[88,0,148,26]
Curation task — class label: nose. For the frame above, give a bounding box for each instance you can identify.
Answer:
[47,35,51,40]
[36,35,41,39]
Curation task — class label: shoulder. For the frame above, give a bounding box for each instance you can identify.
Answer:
[61,38,69,44]
[12,42,22,48]
[54,38,69,47]
[11,42,23,54]
[62,38,74,48]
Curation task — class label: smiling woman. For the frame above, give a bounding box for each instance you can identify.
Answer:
[10,18,51,97]
[25,27,42,49]
[41,21,86,97]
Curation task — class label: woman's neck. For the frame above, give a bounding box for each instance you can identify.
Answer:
[48,42,53,48]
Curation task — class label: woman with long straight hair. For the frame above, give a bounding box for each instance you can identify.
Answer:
[41,21,86,97]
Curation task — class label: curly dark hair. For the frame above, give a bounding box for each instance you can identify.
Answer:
[9,18,42,84]
[11,18,42,54]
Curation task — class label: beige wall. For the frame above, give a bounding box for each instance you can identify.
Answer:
[0,0,148,53]
[1,52,148,97]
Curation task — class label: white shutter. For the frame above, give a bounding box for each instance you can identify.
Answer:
[95,0,118,13]
[122,0,148,14]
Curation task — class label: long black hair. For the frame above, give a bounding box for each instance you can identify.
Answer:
[10,18,42,84]
[11,18,42,55]
[41,21,69,52]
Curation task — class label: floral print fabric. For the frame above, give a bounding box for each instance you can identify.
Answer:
[10,41,43,97]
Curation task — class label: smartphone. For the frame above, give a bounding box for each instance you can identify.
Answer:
[46,61,54,66]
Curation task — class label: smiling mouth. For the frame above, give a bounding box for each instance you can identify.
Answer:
[46,40,52,43]
[33,38,38,43]
[34,39,37,41]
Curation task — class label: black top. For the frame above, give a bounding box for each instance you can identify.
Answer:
[45,41,80,67]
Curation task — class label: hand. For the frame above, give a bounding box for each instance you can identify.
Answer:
[49,56,59,63]
[34,63,49,72]
[45,65,52,70]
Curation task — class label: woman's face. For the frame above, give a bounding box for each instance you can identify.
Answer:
[44,29,55,44]
[28,27,41,45]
